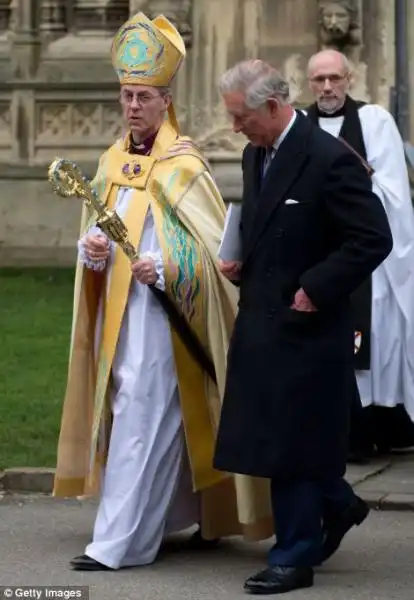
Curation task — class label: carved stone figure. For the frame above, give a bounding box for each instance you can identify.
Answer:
[318,0,361,60]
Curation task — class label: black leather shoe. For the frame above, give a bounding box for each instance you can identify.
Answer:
[70,554,112,571]
[244,566,314,595]
[322,496,369,562]
[186,527,220,550]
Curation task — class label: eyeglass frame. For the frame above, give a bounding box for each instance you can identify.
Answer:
[120,89,170,107]
[308,73,349,86]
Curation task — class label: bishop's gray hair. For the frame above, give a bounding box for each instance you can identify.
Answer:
[158,86,172,96]
[219,60,290,109]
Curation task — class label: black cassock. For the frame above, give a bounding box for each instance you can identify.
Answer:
[306,96,371,370]
[306,96,414,454]
[213,112,393,480]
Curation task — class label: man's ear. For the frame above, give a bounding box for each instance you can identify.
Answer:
[163,94,173,110]
[267,97,279,116]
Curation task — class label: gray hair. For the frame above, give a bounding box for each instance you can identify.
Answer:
[219,60,290,109]
[158,86,172,96]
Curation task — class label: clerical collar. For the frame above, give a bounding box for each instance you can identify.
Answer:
[306,94,368,163]
[129,130,158,155]
[316,100,346,119]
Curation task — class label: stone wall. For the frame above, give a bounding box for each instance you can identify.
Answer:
[0,0,405,266]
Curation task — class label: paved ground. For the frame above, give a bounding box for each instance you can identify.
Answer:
[3,451,414,504]
[0,493,414,600]
[348,452,414,509]
[1,454,414,599]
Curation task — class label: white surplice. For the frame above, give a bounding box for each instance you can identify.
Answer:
[304,105,414,420]
[78,187,200,569]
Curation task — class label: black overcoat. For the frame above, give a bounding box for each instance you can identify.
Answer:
[213,111,393,482]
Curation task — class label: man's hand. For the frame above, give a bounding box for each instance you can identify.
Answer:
[131,257,158,285]
[290,288,317,312]
[219,259,242,281]
[84,234,110,262]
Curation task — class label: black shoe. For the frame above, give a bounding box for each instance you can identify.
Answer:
[244,566,314,595]
[321,496,369,562]
[187,527,220,550]
[70,554,112,571]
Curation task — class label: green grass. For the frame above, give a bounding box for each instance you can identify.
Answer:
[0,268,75,469]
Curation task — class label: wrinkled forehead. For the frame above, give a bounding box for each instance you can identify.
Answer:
[308,57,347,79]
[222,90,250,115]
[121,84,159,95]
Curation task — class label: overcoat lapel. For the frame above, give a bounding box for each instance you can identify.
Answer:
[243,112,311,263]
[241,146,263,254]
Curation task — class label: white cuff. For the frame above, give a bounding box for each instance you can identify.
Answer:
[78,226,109,272]
[141,251,165,291]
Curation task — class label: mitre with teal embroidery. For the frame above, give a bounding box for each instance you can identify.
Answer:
[111,12,186,88]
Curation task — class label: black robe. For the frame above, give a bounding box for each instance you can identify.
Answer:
[306,96,414,455]
[306,96,371,370]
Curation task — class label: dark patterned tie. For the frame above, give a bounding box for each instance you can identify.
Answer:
[262,146,274,177]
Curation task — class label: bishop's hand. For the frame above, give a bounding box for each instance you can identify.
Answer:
[131,258,158,285]
[84,234,110,262]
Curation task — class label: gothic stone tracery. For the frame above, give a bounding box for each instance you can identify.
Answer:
[0,0,400,266]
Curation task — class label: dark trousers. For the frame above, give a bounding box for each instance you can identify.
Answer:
[268,477,356,567]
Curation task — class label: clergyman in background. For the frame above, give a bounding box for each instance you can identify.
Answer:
[305,49,414,463]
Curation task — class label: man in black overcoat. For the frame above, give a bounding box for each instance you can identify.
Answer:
[214,59,393,595]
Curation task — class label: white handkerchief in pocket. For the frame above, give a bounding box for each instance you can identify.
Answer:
[284,198,299,205]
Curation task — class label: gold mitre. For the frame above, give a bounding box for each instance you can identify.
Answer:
[111,12,186,132]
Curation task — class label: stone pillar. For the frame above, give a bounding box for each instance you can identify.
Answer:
[0,1,12,162]
[6,0,41,164]
[73,0,129,35]
[39,0,66,37]
[358,0,395,107]
[0,0,13,58]
[189,0,260,154]
[10,0,41,79]
[0,0,12,32]
[258,0,318,105]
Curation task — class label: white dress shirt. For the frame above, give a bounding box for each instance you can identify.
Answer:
[263,110,297,175]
